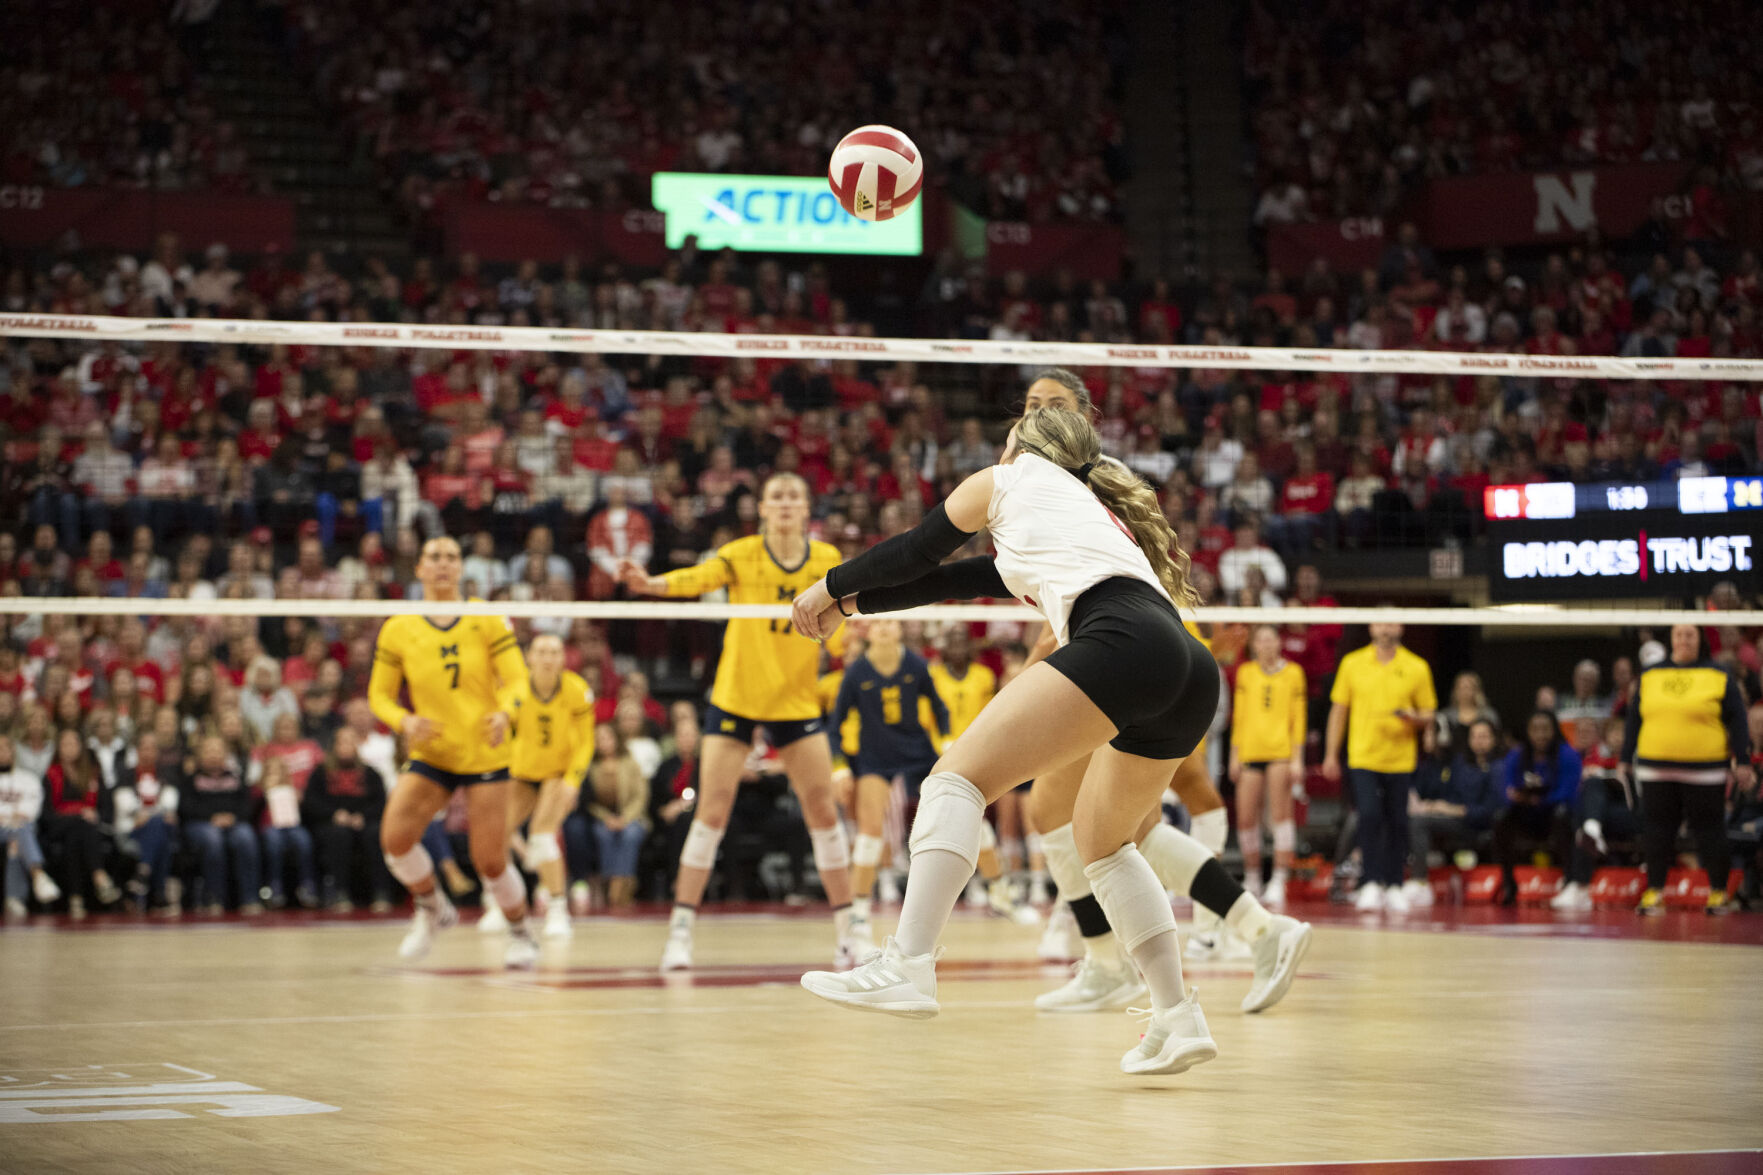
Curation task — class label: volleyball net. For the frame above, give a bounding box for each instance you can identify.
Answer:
[2,313,1757,768]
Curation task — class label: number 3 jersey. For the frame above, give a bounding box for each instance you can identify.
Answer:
[369,612,529,775]
[987,451,1173,646]
[660,534,843,721]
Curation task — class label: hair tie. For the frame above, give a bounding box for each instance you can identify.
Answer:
[1073,461,1097,482]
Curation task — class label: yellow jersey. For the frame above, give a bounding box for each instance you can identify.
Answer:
[369,611,529,775]
[661,534,842,721]
[818,670,861,757]
[1329,644,1436,774]
[1232,659,1307,761]
[928,660,996,742]
[1629,658,1748,783]
[509,670,597,785]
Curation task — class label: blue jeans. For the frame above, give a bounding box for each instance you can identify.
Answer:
[593,819,646,878]
[184,821,261,907]
[2,824,46,902]
[421,817,456,864]
[562,811,597,880]
[261,825,316,900]
[128,815,176,903]
[1350,769,1413,887]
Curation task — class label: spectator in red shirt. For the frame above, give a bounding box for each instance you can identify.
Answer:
[253,716,321,909]
[587,482,654,601]
[41,729,121,911]
[1269,443,1336,558]
[105,619,165,704]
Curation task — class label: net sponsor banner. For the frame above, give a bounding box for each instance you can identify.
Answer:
[443,203,667,267]
[1267,218,1386,276]
[650,172,922,255]
[1489,512,1757,602]
[0,187,296,253]
[3,312,1763,380]
[1415,162,1692,250]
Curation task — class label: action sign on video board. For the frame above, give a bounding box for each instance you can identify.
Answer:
[651,173,923,255]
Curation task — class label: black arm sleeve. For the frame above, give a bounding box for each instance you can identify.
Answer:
[825,503,974,599]
[856,557,1009,615]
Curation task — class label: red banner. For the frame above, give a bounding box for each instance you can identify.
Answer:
[443,203,668,268]
[0,186,296,253]
[983,220,1125,281]
[1415,162,1692,250]
[1267,218,1386,276]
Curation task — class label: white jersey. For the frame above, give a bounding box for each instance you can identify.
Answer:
[987,452,1170,645]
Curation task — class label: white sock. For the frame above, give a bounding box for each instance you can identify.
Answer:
[1131,927,1186,1011]
[1224,892,1272,942]
[834,905,853,938]
[669,906,696,933]
[894,850,973,957]
[1085,845,1184,1011]
[852,896,872,922]
[1190,808,1228,857]
[1085,929,1120,964]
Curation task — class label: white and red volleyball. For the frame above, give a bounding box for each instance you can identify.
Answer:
[827,125,923,222]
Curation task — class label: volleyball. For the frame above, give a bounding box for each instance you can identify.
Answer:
[827,124,923,221]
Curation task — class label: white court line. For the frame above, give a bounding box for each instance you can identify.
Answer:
[0,998,1030,1033]
[887,1147,1763,1175]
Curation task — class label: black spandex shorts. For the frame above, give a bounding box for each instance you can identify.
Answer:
[703,705,826,749]
[405,760,510,790]
[1043,577,1219,761]
[1243,761,1273,773]
[851,758,937,797]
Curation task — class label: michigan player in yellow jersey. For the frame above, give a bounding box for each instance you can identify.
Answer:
[1229,625,1307,907]
[478,633,594,941]
[621,472,866,971]
[370,536,538,968]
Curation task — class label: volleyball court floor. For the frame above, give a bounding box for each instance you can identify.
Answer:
[2,902,1759,1175]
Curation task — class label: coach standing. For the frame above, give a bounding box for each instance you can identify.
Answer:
[1323,620,1436,913]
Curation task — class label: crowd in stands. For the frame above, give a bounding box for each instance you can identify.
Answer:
[278,0,1127,226]
[1244,0,1763,224]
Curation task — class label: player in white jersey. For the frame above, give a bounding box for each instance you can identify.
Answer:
[793,405,1225,1077]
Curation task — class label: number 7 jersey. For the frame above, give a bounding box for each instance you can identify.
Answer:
[660,534,842,721]
[369,612,528,775]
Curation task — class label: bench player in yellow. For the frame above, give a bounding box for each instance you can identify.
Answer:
[621,472,867,971]
[371,536,538,968]
[479,633,596,941]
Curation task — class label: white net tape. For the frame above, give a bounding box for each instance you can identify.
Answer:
[4,312,1763,380]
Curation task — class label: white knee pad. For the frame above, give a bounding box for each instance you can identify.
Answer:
[852,833,883,868]
[809,823,849,873]
[1272,820,1296,854]
[977,820,998,852]
[1084,844,1177,951]
[1138,822,1212,897]
[1189,807,1228,857]
[483,861,527,911]
[680,820,725,871]
[1039,821,1092,899]
[522,833,561,871]
[383,843,435,887]
[907,772,985,869]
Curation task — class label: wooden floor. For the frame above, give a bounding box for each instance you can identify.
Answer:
[3,903,1761,1175]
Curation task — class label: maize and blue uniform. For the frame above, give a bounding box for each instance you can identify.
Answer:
[832,651,950,795]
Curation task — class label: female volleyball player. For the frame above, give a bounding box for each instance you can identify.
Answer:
[621,473,867,971]
[478,633,595,940]
[370,536,538,968]
[794,406,1227,1076]
[830,617,949,923]
[1230,624,1306,906]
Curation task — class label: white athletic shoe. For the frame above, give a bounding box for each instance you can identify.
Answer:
[986,877,1022,920]
[1400,879,1434,908]
[963,877,988,908]
[659,926,694,972]
[801,937,940,1019]
[1354,883,1385,912]
[504,926,539,970]
[877,871,902,906]
[1038,901,1082,960]
[1121,990,1218,1076]
[1034,955,1148,1012]
[1551,881,1593,912]
[4,897,25,918]
[1183,929,1221,962]
[1262,875,1287,908]
[1383,885,1411,915]
[31,872,61,904]
[398,894,458,961]
[836,913,879,969]
[543,902,573,940]
[477,902,508,933]
[1220,928,1254,962]
[1028,876,1051,906]
[1241,915,1313,1013]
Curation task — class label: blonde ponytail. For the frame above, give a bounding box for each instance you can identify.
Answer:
[1013,407,1199,610]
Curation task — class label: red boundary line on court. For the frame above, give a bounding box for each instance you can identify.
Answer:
[919,1150,1763,1175]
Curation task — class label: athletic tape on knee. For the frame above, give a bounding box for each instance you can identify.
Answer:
[907,772,986,869]
[1084,845,1177,951]
[484,862,527,911]
[1139,822,1213,896]
[1040,822,1092,899]
[1273,820,1297,854]
[680,820,725,871]
[522,833,561,871]
[809,823,850,873]
[1190,807,1228,857]
[383,843,435,887]
[852,833,883,868]
[977,820,998,852]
